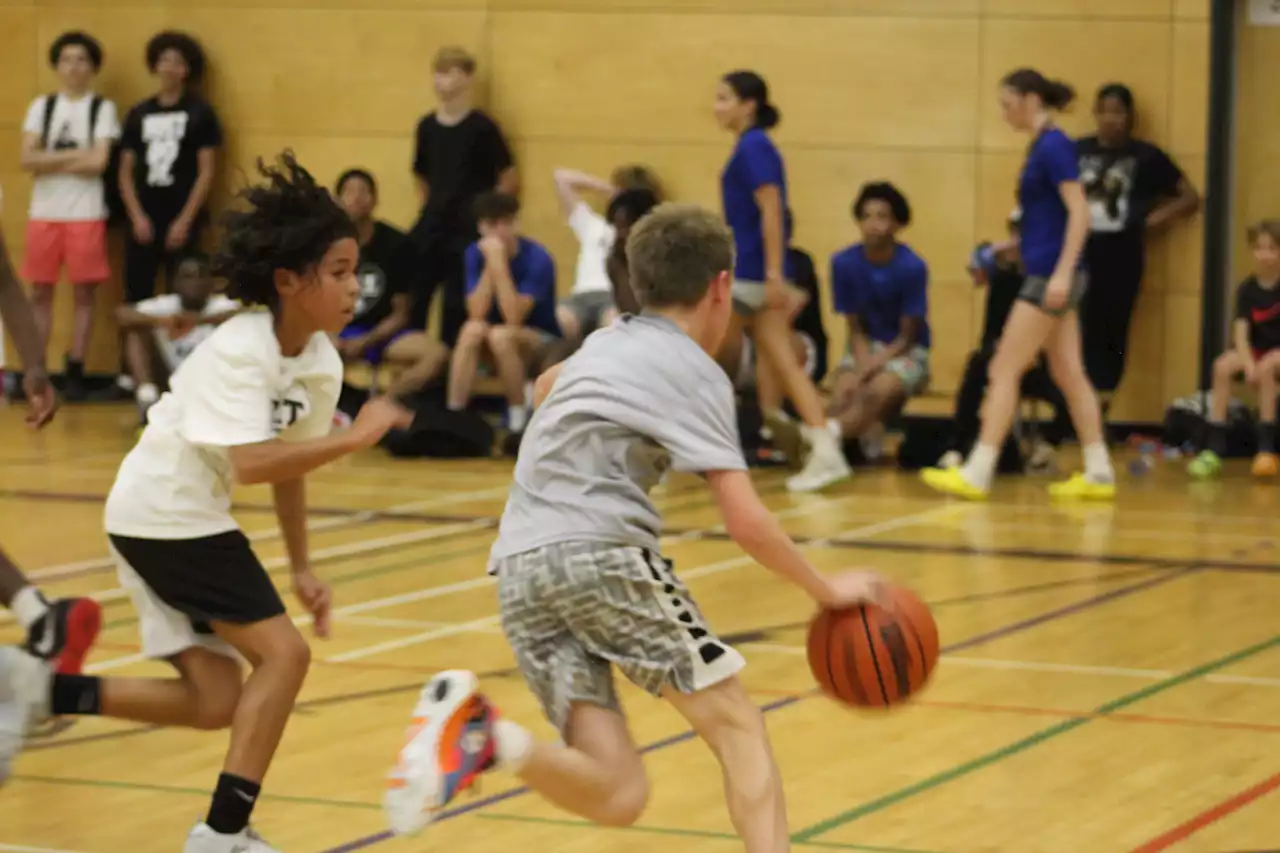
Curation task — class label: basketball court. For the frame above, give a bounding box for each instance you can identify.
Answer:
[1,406,1277,853]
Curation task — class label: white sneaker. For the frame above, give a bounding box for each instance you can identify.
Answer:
[0,647,51,785]
[183,822,281,853]
[384,670,498,836]
[763,409,805,468]
[786,430,852,493]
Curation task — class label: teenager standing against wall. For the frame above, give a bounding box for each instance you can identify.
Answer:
[410,47,519,347]
[118,31,223,406]
[1076,83,1199,401]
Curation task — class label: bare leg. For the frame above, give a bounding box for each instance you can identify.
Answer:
[382,332,450,400]
[70,283,97,362]
[446,320,489,410]
[97,646,242,729]
[30,286,54,360]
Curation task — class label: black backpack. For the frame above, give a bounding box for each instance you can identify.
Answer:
[39,93,125,227]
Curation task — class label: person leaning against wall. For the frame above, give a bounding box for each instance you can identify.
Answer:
[1076,83,1199,408]
[409,47,519,350]
[117,30,223,408]
[18,31,120,402]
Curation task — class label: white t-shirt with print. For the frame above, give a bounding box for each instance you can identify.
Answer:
[135,293,241,371]
[567,202,615,296]
[22,93,121,222]
[104,311,343,540]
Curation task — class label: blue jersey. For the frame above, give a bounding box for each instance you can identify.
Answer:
[721,127,794,282]
[1018,126,1081,277]
[464,237,560,336]
[830,243,931,349]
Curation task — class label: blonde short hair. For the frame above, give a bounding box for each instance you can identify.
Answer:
[433,46,476,75]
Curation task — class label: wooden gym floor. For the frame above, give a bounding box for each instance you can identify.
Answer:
[1,405,1278,853]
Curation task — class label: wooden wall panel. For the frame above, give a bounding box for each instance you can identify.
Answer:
[1,0,1208,421]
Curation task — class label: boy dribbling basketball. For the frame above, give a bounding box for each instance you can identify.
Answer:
[385,203,885,853]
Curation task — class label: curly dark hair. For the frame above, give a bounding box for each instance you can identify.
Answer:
[146,31,207,82]
[211,151,357,313]
[49,31,103,71]
[853,181,912,227]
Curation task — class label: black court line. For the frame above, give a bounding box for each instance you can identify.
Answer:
[6,487,1279,574]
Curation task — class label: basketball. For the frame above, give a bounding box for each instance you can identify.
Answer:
[806,584,939,708]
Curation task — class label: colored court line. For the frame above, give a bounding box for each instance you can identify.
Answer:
[475,813,942,853]
[1128,771,1280,853]
[12,486,1280,575]
[9,773,380,811]
[318,566,1194,853]
[790,632,1280,842]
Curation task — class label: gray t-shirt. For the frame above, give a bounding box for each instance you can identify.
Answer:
[489,313,747,565]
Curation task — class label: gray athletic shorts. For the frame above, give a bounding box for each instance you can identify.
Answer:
[495,542,746,735]
[1018,270,1089,317]
[560,291,615,337]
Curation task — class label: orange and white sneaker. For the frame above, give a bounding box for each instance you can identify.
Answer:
[384,670,498,836]
[1251,452,1279,478]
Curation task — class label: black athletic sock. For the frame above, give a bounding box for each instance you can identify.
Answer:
[206,773,261,835]
[1206,421,1227,456]
[1259,421,1276,454]
[50,674,102,716]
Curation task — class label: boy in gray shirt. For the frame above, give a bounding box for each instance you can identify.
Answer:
[384,203,886,853]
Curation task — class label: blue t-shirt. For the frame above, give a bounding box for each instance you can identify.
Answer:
[720,127,794,282]
[830,243,931,349]
[464,237,560,336]
[1018,127,1081,277]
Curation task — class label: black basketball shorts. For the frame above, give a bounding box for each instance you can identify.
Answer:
[108,529,286,660]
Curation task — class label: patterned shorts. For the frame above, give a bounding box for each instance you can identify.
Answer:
[495,542,746,735]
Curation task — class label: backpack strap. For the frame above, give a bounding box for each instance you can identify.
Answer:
[39,93,57,150]
[88,95,103,147]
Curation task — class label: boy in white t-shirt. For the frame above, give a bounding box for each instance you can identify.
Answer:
[115,252,242,423]
[0,153,413,853]
[18,31,121,400]
[551,165,664,345]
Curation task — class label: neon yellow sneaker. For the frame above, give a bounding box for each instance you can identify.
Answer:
[1187,450,1222,480]
[920,466,989,501]
[1047,472,1115,501]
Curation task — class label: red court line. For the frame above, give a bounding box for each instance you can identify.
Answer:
[1129,772,1280,853]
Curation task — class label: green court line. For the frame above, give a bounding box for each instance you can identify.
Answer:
[792,633,1280,842]
[476,812,942,853]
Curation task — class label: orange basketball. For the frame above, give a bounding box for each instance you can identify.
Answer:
[806,584,939,708]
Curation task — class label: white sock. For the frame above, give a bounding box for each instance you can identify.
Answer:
[508,405,528,432]
[135,383,159,406]
[1082,442,1115,483]
[447,401,464,412]
[11,586,48,631]
[493,719,533,772]
[826,418,843,441]
[116,374,135,392]
[962,443,999,491]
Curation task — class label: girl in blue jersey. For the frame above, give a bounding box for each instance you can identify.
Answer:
[714,70,850,492]
[922,68,1114,501]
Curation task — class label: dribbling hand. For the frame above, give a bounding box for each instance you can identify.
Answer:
[817,569,891,610]
[293,570,332,639]
[21,368,58,430]
[349,396,415,448]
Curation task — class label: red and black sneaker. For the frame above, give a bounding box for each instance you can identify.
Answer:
[23,597,102,675]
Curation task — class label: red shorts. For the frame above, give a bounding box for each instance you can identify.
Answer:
[21,220,110,285]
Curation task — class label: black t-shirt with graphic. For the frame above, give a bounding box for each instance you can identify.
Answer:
[120,95,222,223]
[411,110,513,241]
[1235,277,1280,355]
[787,246,829,383]
[1077,136,1183,257]
[352,221,413,329]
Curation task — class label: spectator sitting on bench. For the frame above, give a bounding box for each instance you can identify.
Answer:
[334,168,450,400]
[939,209,1071,472]
[552,164,665,347]
[114,252,240,424]
[826,182,931,461]
[1188,219,1280,480]
[448,191,559,433]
